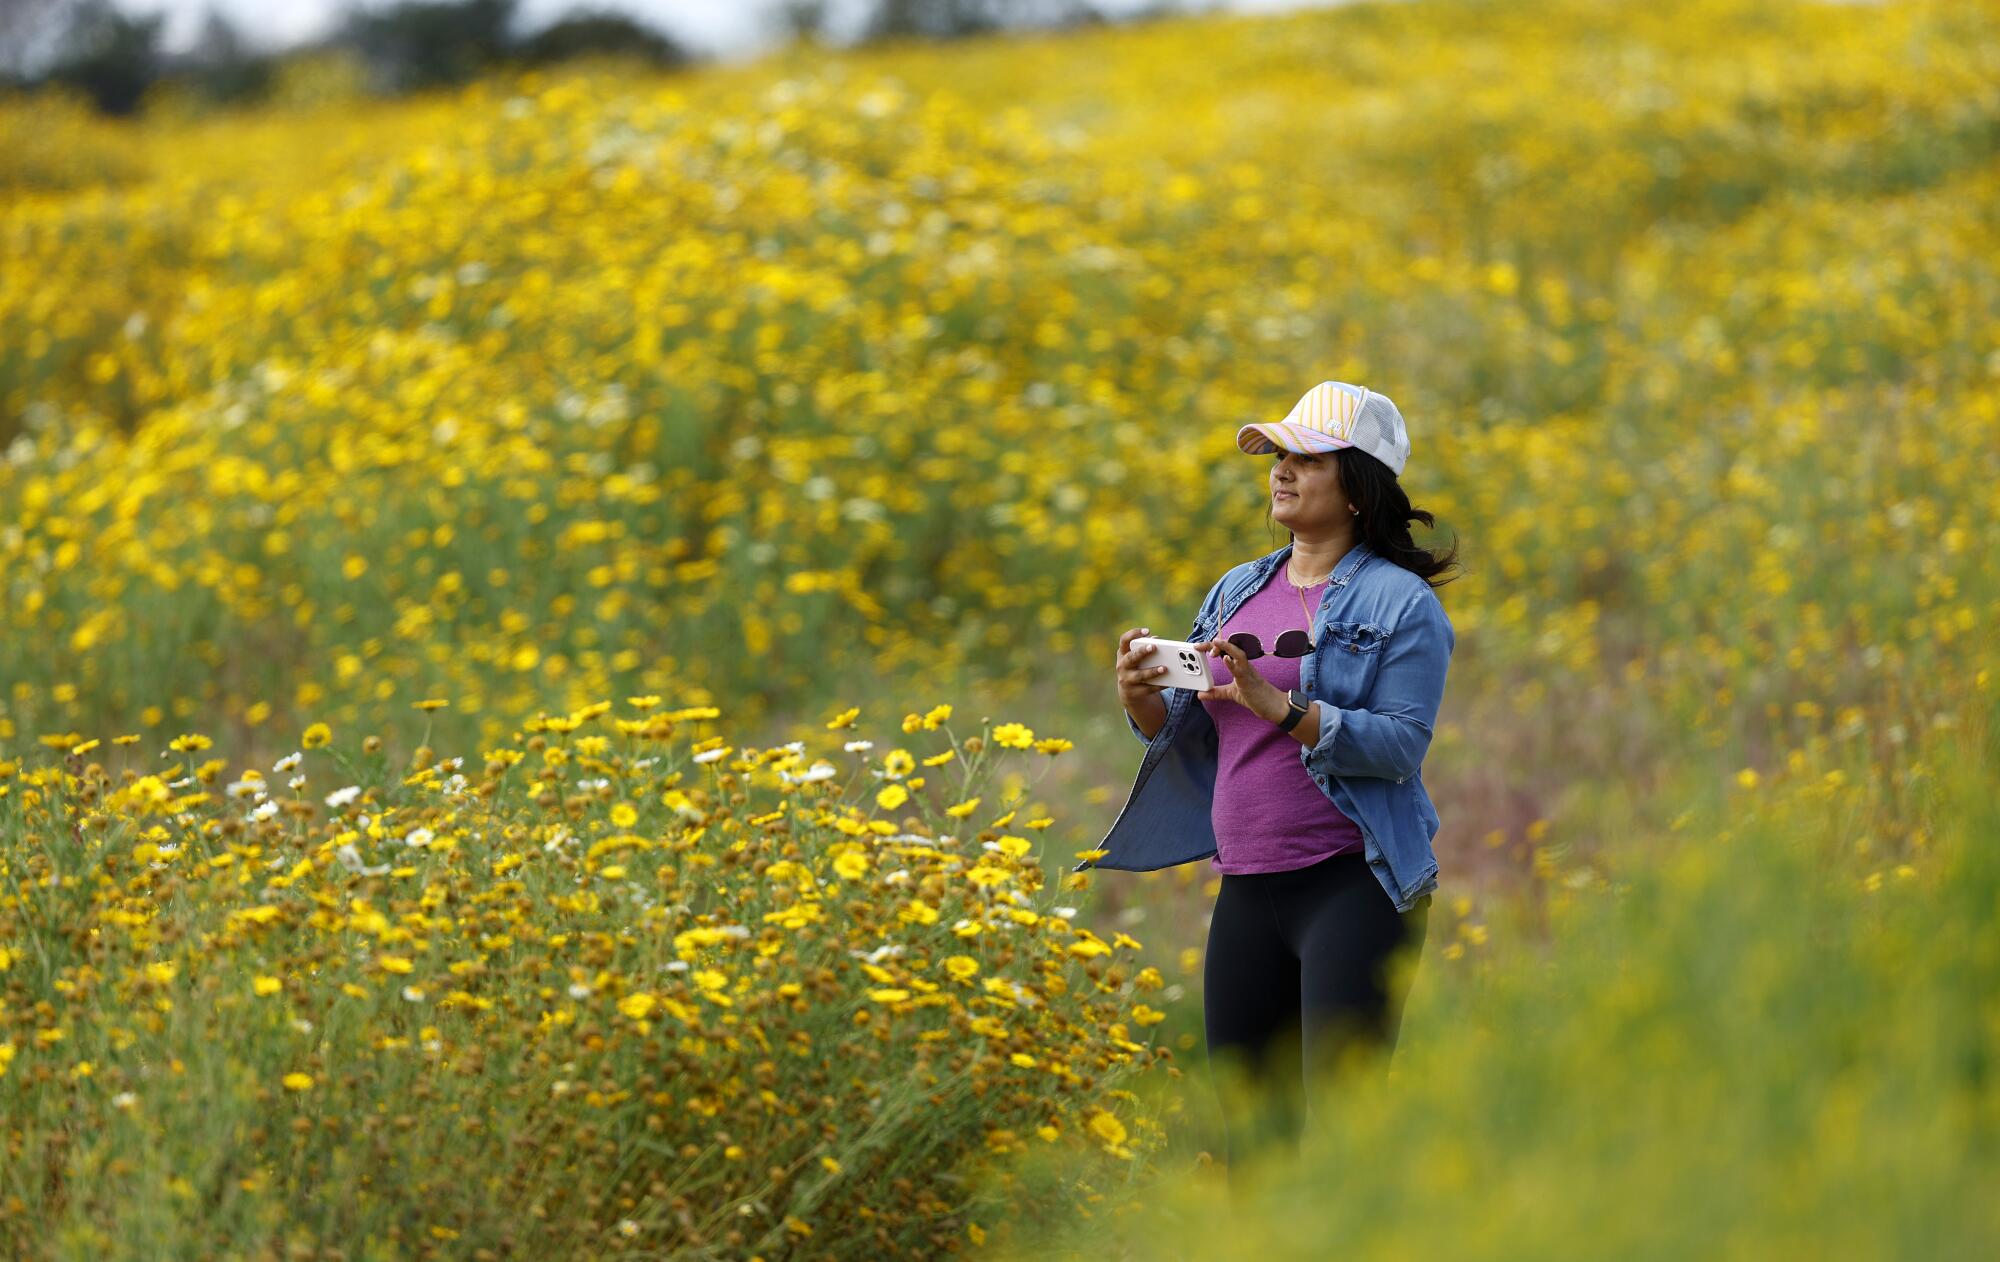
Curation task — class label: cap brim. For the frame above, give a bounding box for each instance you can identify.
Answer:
[1236,422,1352,455]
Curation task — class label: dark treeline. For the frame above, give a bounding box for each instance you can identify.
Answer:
[0,0,1194,117]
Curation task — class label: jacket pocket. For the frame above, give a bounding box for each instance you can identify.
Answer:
[1315,620,1390,707]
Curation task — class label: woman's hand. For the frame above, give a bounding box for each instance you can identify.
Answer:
[1197,639,1292,724]
[1114,626,1173,709]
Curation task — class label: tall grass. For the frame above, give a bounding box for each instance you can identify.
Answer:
[983,690,2000,1259]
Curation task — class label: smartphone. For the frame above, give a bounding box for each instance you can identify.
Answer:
[1131,636,1215,692]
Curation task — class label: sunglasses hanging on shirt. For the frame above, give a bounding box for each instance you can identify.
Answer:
[1223,629,1316,660]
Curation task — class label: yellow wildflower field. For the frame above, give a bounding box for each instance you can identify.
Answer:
[3,0,1998,1256]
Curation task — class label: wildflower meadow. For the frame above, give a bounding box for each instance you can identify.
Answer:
[3,0,1997,1257]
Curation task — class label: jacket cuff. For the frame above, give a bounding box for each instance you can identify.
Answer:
[1304,700,1342,769]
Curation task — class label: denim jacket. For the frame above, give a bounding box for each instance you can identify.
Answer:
[1078,539,1454,914]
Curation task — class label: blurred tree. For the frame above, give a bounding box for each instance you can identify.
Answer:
[859,0,1109,42]
[179,8,277,105]
[514,9,691,68]
[771,0,831,45]
[42,0,163,115]
[335,0,518,94]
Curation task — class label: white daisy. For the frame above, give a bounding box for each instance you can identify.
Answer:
[334,844,389,877]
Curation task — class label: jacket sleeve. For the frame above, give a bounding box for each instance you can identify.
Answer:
[1127,574,1226,746]
[1301,586,1454,782]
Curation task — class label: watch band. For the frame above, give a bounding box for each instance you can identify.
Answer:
[1276,689,1310,733]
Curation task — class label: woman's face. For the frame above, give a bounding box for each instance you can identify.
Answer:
[1268,447,1349,532]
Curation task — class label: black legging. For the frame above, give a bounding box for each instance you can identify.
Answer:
[1202,848,1432,1176]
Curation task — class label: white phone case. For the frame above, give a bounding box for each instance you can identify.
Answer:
[1132,636,1215,692]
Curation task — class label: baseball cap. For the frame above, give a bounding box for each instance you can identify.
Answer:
[1235,381,1412,477]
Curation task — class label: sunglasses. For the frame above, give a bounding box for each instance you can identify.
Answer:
[1219,629,1317,660]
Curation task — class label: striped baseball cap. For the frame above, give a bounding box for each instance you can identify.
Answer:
[1235,381,1412,477]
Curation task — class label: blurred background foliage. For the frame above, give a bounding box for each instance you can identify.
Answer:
[2,0,1998,1254]
[0,0,1141,117]
[5,1,1993,890]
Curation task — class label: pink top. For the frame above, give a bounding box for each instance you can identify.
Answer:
[1199,569,1366,874]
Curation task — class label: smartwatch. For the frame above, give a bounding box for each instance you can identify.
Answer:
[1276,689,1310,733]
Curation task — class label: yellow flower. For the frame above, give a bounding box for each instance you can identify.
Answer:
[881,749,915,779]
[609,802,638,827]
[944,955,980,981]
[876,783,909,811]
[991,723,1035,749]
[252,976,282,997]
[302,722,332,749]
[1088,1111,1128,1147]
[1735,767,1760,789]
[923,704,952,729]
[945,796,980,817]
[619,992,656,1020]
[832,851,871,881]
[867,988,911,1003]
[377,956,415,974]
[825,706,860,730]
[282,1072,314,1092]
[144,961,177,984]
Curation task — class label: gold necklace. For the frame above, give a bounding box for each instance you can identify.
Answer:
[1287,559,1329,629]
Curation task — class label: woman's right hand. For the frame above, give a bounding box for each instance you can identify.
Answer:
[1115,626,1173,708]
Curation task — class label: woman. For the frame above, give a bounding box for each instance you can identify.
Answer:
[1086,380,1462,1184]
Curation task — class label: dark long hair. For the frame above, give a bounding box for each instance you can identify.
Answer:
[1265,447,1463,588]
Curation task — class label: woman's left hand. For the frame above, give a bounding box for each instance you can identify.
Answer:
[1195,639,1292,724]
